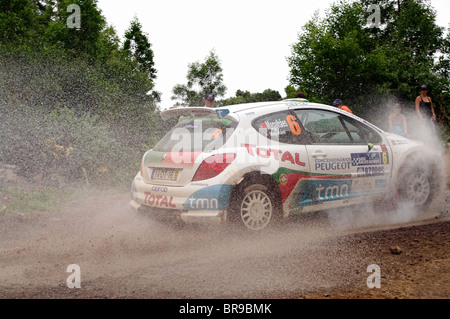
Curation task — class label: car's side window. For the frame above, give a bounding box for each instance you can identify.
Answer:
[252,111,307,144]
[354,120,383,144]
[293,109,381,145]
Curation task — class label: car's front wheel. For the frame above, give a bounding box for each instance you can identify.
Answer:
[398,161,436,209]
[403,169,432,207]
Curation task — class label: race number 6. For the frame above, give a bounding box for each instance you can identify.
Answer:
[382,152,388,164]
[286,115,302,135]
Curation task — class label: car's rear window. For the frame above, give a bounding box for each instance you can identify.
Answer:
[153,116,238,152]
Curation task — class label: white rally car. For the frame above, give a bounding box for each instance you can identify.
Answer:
[130,100,439,230]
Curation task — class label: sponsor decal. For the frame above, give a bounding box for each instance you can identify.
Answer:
[144,192,176,208]
[186,197,219,209]
[262,118,289,130]
[183,184,233,210]
[279,173,288,186]
[259,119,288,137]
[295,180,353,206]
[285,102,308,107]
[375,179,388,188]
[272,168,352,203]
[357,166,385,177]
[315,158,352,170]
[313,180,352,202]
[391,140,409,146]
[352,179,373,192]
[351,152,389,166]
[215,109,230,119]
[258,115,302,136]
[151,186,168,192]
[242,144,306,166]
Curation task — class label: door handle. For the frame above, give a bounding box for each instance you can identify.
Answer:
[311,151,327,157]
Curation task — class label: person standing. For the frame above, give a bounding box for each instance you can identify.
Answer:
[388,103,408,137]
[333,99,353,114]
[204,93,215,108]
[415,85,436,131]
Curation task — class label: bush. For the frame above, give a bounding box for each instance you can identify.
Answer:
[1,105,141,187]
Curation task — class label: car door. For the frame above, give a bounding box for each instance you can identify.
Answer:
[288,108,392,213]
[250,111,310,215]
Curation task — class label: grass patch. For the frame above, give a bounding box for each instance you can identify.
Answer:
[2,186,92,215]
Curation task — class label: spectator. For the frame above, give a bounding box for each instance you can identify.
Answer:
[415,85,436,131]
[283,91,309,102]
[204,93,215,108]
[388,103,408,137]
[296,92,307,99]
[333,99,353,114]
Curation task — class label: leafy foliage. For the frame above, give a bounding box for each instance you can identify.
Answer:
[0,105,140,185]
[221,89,282,106]
[0,0,164,186]
[171,50,227,107]
[288,0,449,133]
[123,17,157,84]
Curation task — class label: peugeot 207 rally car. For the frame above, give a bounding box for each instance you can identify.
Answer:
[130,101,440,231]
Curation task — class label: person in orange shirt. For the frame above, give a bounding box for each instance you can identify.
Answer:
[333,99,353,114]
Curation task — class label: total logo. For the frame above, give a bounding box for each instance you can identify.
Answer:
[241,144,306,166]
[144,192,176,208]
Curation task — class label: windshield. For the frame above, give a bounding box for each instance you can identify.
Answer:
[153,116,238,152]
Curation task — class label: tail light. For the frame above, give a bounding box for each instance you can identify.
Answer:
[192,153,236,181]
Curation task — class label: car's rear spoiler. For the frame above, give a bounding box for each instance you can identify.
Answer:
[160,107,229,121]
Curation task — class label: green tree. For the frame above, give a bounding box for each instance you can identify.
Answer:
[41,0,106,58]
[171,50,227,107]
[0,0,40,47]
[1,0,161,113]
[221,89,282,106]
[123,17,157,82]
[287,0,448,121]
[284,85,298,99]
[0,0,166,186]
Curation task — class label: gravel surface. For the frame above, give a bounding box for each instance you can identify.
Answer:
[0,186,448,299]
[1,151,449,299]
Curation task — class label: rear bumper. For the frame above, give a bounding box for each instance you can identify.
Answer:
[129,199,226,224]
[130,173,232,224]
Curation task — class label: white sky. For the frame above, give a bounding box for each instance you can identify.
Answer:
[96,0,450,109]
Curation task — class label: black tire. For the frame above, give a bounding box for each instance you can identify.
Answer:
[229,180,281,231]
[398,162,436,210]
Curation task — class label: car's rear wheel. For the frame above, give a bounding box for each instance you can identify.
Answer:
[229,179,281,231]
[240,187,273,230]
